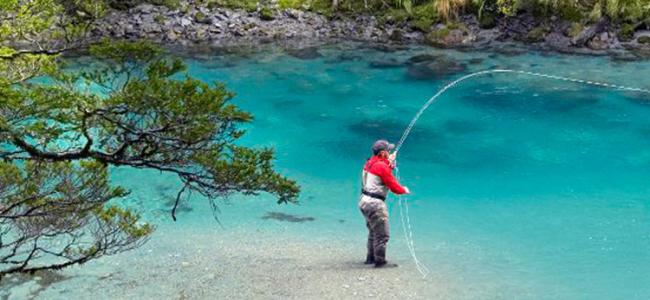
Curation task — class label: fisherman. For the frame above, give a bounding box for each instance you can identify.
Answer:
[360,139,410,268]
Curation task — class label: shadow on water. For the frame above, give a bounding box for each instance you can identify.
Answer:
[262,212,316,223]
[1,271,72,299]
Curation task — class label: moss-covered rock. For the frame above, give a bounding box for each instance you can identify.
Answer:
[194,11,207,23]
[259,6,275,21]
[425,27,471,48]
[406,55,466,80]
[525,26,547,43]
[478,13,497,29]
[425,27,450,45]
[154,14,166,24]
[638,36,650,44]
[567,22,584,38]
[411,19,433,32]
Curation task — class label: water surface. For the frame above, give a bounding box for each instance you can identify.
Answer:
[8,43,650,299]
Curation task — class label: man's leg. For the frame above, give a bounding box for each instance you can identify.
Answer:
[368,202,393,267]
[365,221,375,264]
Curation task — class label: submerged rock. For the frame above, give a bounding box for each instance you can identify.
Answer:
[368,58,402,69]
[406,55,466,80]
[407,54,442,64]
[262,212,315,223]
[286,47,322,60]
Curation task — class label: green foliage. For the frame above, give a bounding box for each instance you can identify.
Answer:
[412,18,435,31]
[260,6,275,20]
[559,2,583,21]
[497,0,519,16]
[278,0,306,9]
[618,22,635,41]
[207,0,259,11]
[0,1,300,277]
[567,22,584,37]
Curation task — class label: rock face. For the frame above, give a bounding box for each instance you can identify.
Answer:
[571,18,608,46]
[93,4,395,45]
[91,2,650,56]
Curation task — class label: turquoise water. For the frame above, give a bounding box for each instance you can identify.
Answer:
[13,44,650,299]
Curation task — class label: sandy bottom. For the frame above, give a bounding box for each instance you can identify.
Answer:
[2,222,471,300]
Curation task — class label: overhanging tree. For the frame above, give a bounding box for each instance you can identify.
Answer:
[0,1,299,278]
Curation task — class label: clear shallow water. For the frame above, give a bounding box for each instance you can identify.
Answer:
[11,44,650,299]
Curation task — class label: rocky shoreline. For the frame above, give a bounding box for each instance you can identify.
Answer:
[92,2,650,59]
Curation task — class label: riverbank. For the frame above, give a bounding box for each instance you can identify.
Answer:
[92,2,650,60]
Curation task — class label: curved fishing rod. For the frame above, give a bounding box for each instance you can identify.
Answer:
[394,69,650,278]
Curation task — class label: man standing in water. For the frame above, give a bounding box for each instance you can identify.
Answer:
[360,140,410,268]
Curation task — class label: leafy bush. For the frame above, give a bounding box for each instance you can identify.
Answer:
[279,0,304,9]
[260,6,275,20]
[618,23,635,41]
[412,18,434,31]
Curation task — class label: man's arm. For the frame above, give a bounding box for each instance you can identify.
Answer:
[376,163,408,195]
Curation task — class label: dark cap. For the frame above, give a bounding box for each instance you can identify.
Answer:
[372,140,395,155]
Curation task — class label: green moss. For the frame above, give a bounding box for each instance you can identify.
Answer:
[154,14,166,24]
[380,8,410,24]
[428,27,451,41]
[411,18,434,32]
[209,0,258,12]
[525,26,547,43]
[194,11,207,23]
[260,6,274,20]
[411,3,438,23]
[278,0,304,9]
[401,3,438,33]
[567,22,583,38]
[638,36,650,44]
[618,23,635,42]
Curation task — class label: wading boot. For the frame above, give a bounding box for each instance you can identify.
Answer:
[374,261,398,268]
[364,254,375,265]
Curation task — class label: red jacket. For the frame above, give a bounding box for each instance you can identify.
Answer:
[363,155,407,195]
